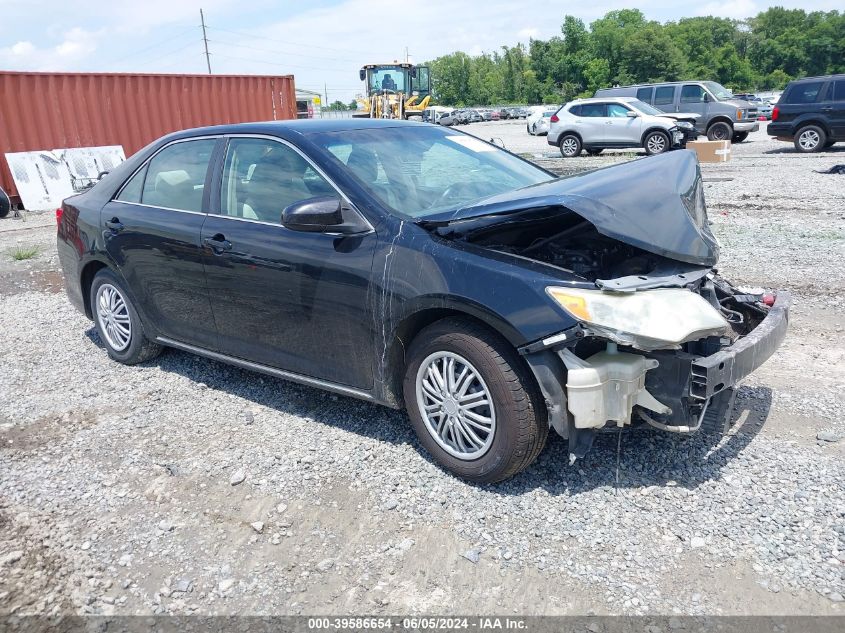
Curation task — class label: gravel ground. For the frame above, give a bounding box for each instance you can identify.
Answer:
[1,122,843,617]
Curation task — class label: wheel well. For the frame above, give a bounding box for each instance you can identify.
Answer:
[795,120,831,135]
[558,130,582,144]
[640,127,670,144]
[383,309,522,409]
[80,261,108,319]
[706,117,733,131]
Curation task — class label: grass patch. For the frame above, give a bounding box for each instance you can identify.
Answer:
[9,245,40,261]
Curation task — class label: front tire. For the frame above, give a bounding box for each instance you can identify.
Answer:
[644,130,670,155]
[402,318,548,483]
[707,122,732,141]
[794,125,826,153]
[90,269,162,365]
[559,134,581,158]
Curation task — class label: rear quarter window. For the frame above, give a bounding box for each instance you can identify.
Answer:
[834,81,845,103]
[785,82,825,104]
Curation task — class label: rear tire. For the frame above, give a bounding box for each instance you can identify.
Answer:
[794,125,826,153]
[402,318,548,483]
[644,130,670,155]
[90,269,162,365]
[559,134,581,158]
[707,122,732,141]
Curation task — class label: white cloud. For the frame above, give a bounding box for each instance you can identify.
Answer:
[10,41,35,56]
[55,27,98,58]
[518,28,540,39]
[696,0,758,20]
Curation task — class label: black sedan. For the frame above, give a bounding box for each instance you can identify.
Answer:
[57,119,789,483]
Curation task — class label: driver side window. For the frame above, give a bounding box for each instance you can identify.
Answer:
[219,138,335,224]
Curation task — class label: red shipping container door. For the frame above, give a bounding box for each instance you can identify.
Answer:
[0,71,296,203]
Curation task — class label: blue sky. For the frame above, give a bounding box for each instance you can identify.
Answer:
[1,0,841,102]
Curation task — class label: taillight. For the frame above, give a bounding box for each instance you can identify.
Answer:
[771,106,779,121]
[55,207,63,224]
[550,114,559,123]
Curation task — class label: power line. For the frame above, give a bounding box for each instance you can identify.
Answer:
[207,37,353,63]
[205,25,370,56]
[212,53,356,74]
[103,26,197,68]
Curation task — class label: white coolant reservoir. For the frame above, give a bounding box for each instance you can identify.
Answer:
[560,343,669,429]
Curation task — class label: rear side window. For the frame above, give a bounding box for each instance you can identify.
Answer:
[116,165,147,203]
[141,139,216,212]
[654,86,675,105]
[580,103,606,117]
[569,105,581,116]
[834,81,845,102]
[636,87,653,102]
[680,85,705,103]
[785,82,825,104]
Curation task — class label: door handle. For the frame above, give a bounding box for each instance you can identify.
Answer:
[605,121,613,125]
[105,217,124,232]
[204,234,232,254]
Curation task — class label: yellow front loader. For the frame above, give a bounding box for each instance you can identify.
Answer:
[354,62,431,119]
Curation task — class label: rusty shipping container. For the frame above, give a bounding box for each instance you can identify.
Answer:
[0,71,296,204]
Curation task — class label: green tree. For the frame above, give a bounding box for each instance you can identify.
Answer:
[620,23,686,83]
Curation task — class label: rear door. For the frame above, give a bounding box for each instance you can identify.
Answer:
[201,135,378,389]
[103,137,219,349]
[827,79,845,139]
[575,102,609,144]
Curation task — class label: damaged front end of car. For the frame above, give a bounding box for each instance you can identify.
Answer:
[422,151,790,462]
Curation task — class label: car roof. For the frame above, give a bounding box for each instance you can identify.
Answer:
[789,73,845,82]
[165,117,420,140]
[570,96,637,104]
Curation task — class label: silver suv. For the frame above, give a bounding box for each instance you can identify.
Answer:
[547,97,698,157]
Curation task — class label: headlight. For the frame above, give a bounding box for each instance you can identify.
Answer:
[676,121,694,129]
[546,287,730,350]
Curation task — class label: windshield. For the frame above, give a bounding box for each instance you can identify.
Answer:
[308,126,554,219]
[368,67,406,93]
[704,81,733,101]
[627,99,665,116]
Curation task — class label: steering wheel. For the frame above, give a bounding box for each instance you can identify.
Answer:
[431,181,485,208]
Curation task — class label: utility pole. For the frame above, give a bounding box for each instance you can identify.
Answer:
[200,9,212,74]
[324,83,329,114]
[404,46,409,63]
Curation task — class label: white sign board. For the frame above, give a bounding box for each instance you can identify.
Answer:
[5,145,126,210]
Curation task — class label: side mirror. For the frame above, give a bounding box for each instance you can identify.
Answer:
[359,69,366,81]
[626,110,639,117]
[703,93,711,103]
[281,196,343,232]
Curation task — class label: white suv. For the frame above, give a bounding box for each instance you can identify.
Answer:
[547,97,699,157]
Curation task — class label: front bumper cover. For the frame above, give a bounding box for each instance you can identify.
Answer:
[690,291,790,400]
[734,121,760,133]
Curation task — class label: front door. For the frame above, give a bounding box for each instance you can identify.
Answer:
[201,136,378,389]
[102,137,219,349]
[605,102,642,144]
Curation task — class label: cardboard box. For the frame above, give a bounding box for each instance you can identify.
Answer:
[686,139,731,163]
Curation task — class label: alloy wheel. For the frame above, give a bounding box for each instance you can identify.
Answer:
[415,351,496,460]
[647,134,667,154]
[96,283,132,351]
[561,138,579,157]
[798,129,820,151]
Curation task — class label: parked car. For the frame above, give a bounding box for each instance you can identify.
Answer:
[526,106,559,135]
[57,119,788,483]
[756,100,773,119]
[438,110,459,126]
[596,81,759,143]
[548,97,698,157]
[0,186,10,218]
[466,109,484,123]
[768,74,845,152]
[421,106,453,125]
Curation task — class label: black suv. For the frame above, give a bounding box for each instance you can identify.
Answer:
[769,74,845,152]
